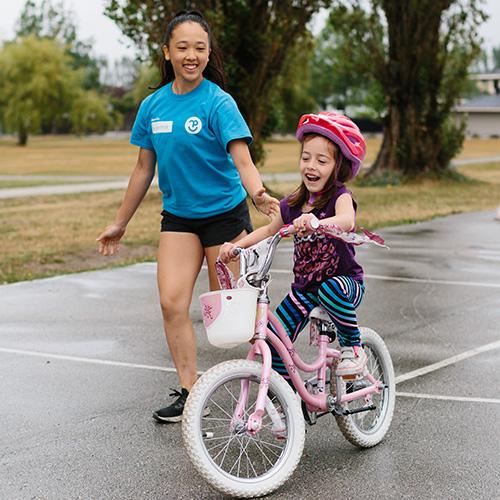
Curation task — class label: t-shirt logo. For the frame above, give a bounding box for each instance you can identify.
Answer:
[185,116,202,134]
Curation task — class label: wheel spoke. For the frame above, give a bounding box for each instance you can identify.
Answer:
[212,433,239,468]
[223,382,242,405]
[248,438,277,467]
[206,436,234,454]
[249,435,284,456]
[208,397,235,419]
[239,437,259,477]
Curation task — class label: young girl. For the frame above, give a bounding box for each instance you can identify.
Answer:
[219,112,367,377]
[97,10,278,423]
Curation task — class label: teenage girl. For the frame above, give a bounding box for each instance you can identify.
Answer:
[97,10,278,423]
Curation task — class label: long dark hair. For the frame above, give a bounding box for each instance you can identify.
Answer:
[288,134,352,210]
[151,10,226,90]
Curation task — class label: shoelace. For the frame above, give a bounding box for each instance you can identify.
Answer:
[169,388,185,400]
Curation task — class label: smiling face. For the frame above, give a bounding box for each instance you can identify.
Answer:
[299,135,337,194]
[162,21,211,91]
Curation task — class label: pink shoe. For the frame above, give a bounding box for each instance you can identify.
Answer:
[336,346,367,378]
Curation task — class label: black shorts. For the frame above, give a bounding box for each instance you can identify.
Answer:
[160,199,253,247]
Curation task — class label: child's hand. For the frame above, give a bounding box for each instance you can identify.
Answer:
[293,213,319,237]
[252,188,280,218]
[219,242,239,264]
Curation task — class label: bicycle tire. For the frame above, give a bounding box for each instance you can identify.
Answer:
[333,327,395,448]
[182,359,305,498]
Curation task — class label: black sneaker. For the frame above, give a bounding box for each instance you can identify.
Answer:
[153,388,188,423]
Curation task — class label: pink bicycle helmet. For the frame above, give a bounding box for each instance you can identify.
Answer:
[296,112,366,179]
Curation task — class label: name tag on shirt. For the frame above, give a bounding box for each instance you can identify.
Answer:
[152,121,173,134]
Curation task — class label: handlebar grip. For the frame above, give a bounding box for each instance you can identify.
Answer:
[279,225,295,237]
[279,216,320,237]
[308,217,320,230]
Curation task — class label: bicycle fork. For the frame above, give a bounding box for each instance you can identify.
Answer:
[231,301,273,436]
[230,338,273,436]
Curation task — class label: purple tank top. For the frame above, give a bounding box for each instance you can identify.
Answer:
[280,184,364,292]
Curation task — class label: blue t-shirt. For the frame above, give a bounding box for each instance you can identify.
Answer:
[130,78,252,218]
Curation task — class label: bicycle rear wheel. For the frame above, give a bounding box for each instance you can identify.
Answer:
[182,359,305,498]
[333,327,395,448]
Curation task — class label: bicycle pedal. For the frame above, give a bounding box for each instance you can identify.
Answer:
[330,404,349,416]
[344,404,377,416]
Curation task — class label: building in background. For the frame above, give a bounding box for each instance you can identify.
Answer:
[454,72,500,137]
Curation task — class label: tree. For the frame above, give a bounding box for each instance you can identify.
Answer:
[104,0,327,163]
[326,0,487,177]
[16,0,104,90]
[264,35,318,135]
[0,36,112,145]
[71,90,114,135]
[0,36,80,145]
[310,21,385,119]
[492,44,500,70]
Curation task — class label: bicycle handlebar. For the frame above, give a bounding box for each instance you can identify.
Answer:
[228,219,387,287]
[278,217,320,237]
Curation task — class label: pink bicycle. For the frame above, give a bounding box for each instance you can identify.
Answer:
[182,223,395,498]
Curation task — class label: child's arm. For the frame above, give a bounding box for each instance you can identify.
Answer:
[219,212,284,263]
[228,139,280,218]
[323,193,356,231]
[293,192,356,236]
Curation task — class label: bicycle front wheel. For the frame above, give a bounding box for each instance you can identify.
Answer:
[182,360,305,498]
[333,327,396,448]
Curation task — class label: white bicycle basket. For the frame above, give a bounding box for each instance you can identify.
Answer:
[199,288,259,348]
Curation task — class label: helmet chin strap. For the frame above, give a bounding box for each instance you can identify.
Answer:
[307,189,326,205]
[307,192,317,204]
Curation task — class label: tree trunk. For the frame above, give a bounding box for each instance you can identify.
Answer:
[367,1,456,177]
[17,127,28,146]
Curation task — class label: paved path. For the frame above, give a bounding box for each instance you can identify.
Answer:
[1,211,499,499]
[1,155,499,199]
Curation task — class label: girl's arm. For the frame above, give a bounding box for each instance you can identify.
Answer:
[293,193,356,236]
[228,139,279,218]
[97,148,156,255]
[322,193,356,231]
[219,212,284,263]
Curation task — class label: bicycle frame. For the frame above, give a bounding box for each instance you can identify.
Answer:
[229,225,386,435]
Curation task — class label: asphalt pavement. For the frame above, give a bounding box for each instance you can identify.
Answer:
[1,210,500,499]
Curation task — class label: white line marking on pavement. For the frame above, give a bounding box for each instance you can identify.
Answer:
[3,340,500,400]
[268,268,500,288]
[0,347,204,374]
[396,392,500,404]
[395,339,500,384]
[364,274,500,289]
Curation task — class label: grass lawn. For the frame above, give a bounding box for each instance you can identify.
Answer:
[1,134,500,176]
[0,135,137,176]
[1,135,500,283]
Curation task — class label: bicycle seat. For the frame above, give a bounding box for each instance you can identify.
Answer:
[309,307,331,322]
[309,307,336,343]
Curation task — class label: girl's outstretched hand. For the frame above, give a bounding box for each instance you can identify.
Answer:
[219,242,239,264]
[96,223,126,256]
[252,188,280,218]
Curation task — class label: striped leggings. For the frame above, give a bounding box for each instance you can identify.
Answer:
[268,276,365,378]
